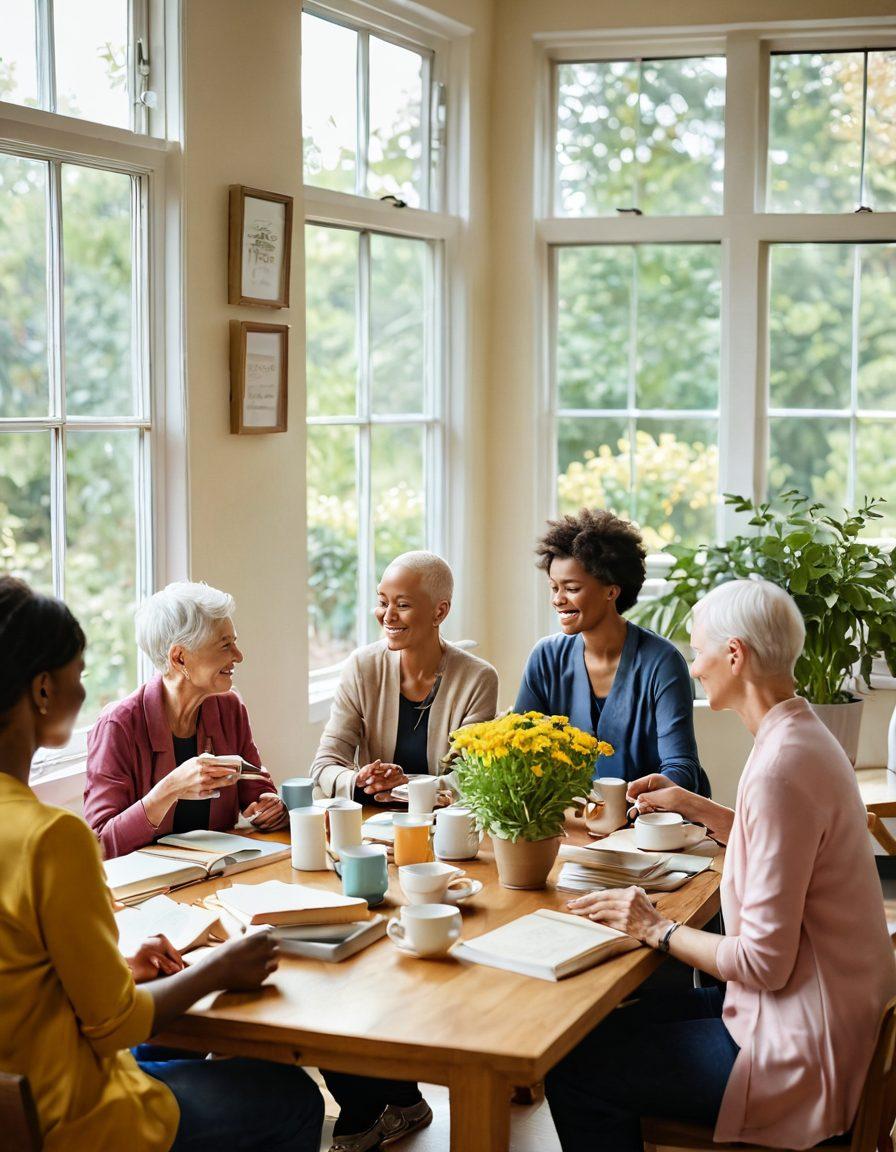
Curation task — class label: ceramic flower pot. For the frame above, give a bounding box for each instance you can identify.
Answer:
[491,833,561,890]
[810,697,864,767]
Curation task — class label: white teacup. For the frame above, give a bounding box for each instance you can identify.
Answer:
[433,806,481,860]
[407,776,441,815]
[399,861,480,905]
[386,903,462,957]
[634,811,707,852]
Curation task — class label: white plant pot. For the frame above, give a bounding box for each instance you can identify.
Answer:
[809,697,864,767]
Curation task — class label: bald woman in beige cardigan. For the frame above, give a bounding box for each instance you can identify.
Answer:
[310,551,498,802]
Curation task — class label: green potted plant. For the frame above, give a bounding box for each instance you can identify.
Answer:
[449,712,614,889]
[634,491,896,763]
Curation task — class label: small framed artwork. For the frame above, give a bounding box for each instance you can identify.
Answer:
[230,321,288,434]
[228,185,293,308]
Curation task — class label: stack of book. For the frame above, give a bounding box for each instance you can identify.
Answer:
[556,844,712,894]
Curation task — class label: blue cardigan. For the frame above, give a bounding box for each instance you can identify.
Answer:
[515,624,710,796]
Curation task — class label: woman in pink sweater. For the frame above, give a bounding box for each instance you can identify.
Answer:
[546,578,895,1150]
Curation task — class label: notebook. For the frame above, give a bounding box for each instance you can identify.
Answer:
[452,908,638,981]
[115,894,223,957]
[555,843,712,894]
[104,832,290,902]
[215,878,369,927]
[274,915,387,961]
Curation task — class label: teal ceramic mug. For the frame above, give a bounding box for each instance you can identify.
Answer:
[336,844,389,906]
[280,777,315,811]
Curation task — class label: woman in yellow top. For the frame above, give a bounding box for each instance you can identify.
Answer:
[0,576,324,1152]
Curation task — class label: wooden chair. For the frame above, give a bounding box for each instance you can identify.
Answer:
[868,805,896,857]
[0,1073,41,1152]
[642,997,896,1152]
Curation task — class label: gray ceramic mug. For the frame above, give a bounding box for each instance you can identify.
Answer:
[280,776,315,811]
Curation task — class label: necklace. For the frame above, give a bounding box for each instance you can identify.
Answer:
[411,674,442,731]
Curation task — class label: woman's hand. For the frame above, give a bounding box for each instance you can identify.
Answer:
[163,756,239,801]
[204,930,280,991]
[127,934,185,982]
[243,792,289,830]
[567,886,671,948]
[625,774,694,821]
[357,759,408,802]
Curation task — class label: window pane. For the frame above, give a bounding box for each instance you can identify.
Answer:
[858,244,896,410]
[54,0,129,128]
[636,245,720,409]
[66,430,139,724]
[62,164,136,416]
[556,246,631,410]
[305,225,358,417]
[307,425,358,671]
[866,52,896,211]
[634,420,717,549]
[301,13,358,194]
[367,37,425,208]
[555,57,724,217]
[769,417,849,509]
[769,244,853,410]
[0,153,49,418]
[371,425,425,615]
[768,53,863,213]
[557,415,631,521]
[0,431,52,589]
[556,61,639,216]
[370,234,427,414]
[857,419,896,537]
[0,1,39,107]
[636,56,726,216]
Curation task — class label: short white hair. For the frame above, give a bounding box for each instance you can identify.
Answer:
[381,551,454,606]
[691,578,805,677]
[135,581,236,672]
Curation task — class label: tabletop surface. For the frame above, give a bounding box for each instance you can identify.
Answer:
[165,813,723,1080]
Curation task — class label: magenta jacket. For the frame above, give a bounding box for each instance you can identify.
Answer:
[84,674,274,859]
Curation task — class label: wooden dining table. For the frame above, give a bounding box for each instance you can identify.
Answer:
[156,815,723,1152]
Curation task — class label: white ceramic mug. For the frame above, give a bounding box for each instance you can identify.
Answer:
[433,806,481,860]
[584,776,629,837]
[399,861,479,905]
[328,799,363,857]
[386,903,462,957]
[289,806,328,870]
[408,776,441,815]
[634,812,707,852]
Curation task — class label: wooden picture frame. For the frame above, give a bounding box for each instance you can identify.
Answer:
[230,321,289,434]
[228,185,293,308]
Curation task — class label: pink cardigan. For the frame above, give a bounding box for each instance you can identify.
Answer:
[84,675,274,859]
[715,696,895,1147]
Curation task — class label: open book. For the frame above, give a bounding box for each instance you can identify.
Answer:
[115,894,224,957]
[453,909,638,981]
[104,831,290,902]
[215,879,369,927]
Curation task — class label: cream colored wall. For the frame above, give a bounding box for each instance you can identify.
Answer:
[181,0,494,779]
[485,0,896,794]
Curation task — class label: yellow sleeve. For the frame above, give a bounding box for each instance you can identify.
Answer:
[31,810,155,1057]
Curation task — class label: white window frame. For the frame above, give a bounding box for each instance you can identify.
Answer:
[303,1,471,716]
[535,17,896,631]
[0,0,186,783]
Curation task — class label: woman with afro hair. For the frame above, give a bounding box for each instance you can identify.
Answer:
[515,508,709,795]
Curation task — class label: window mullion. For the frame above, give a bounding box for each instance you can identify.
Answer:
[627,247,638,520]
[420,52,432,212]
[46,156,66,598]
[858,51,869,208]
[847,244,862,508]
[357,229,372,645]
[357,29,370,199]
[37,0,56,113]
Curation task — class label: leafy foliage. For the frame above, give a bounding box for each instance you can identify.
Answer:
[633,491,896,705]
[451,712,612,842]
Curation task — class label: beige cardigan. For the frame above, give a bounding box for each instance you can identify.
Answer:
[310,639,499,799]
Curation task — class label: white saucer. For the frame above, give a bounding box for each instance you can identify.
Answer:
[389,938,450,959]
[444,879,483,904]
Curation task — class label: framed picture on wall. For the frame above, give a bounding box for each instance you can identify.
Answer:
[228,185,293,307]
[230,321,289,434]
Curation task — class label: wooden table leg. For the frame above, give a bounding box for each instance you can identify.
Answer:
[449,1066,511,1152]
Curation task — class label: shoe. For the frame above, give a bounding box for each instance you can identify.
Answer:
[327,1121,383,1152]
[377,1100,433,1147]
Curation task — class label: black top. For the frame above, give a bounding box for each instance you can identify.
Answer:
[589,693,607,736]
[170,731,210,834]
[393,693,432,776]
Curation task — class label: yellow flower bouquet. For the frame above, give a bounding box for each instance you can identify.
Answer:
[449,711,614,844]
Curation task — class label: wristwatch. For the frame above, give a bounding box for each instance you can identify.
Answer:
[657,921,681,954]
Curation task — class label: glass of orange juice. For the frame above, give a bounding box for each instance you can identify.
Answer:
[393,814,434,866]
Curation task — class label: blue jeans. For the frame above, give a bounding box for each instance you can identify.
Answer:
[545,987,738,1152]
[136,1046,324,1152]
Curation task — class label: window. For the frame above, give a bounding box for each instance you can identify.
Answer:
[302,6,452,688]
[541,26,896,567]
[1,2,177,768]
